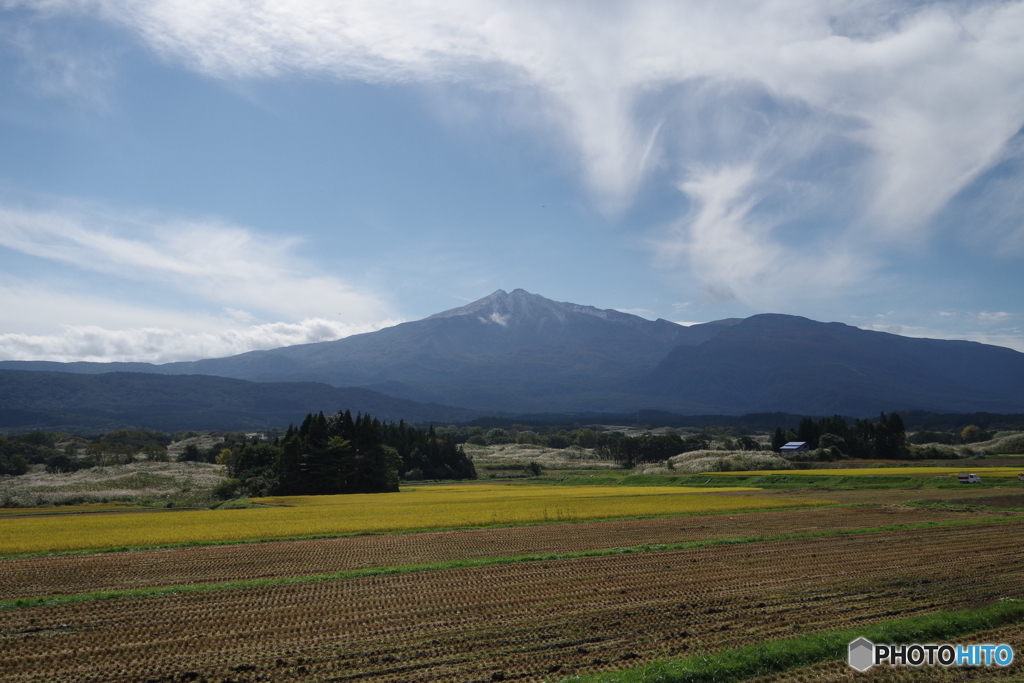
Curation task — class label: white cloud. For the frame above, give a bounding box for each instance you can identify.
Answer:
[653,165,870,308]
[0,18,116,109]
[0,317,400,363]
[5,0,1024,308]
[0,201,389,321]
[0,278,402,361]
[859,321,1024,354]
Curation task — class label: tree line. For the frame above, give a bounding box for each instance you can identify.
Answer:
[771,413,908,459]
[219,410,476,498]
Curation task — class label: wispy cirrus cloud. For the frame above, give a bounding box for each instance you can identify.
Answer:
[0,201,388,321]
[7,0,1020,309]
[0,200,400,361]
[3,0,1024,320]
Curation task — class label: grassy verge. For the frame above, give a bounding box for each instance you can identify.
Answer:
[563,599,1024,683]
[3,515,1021,612]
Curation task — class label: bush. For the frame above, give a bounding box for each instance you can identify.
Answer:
[961,425,993,444]
[545,434,571,449]
[819,433,848,454]
[44,454,85,474]
[1,453,29,476]
[485,428,512,445]
[142,443,170,462]
[213,478,244,500]
[524,461,543,477]
[177,444,207,463]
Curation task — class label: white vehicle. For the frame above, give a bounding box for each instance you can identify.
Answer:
[1018,473,1024,483]
[958,473,981,484]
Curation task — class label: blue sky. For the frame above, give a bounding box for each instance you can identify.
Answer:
[0,0,1023,362]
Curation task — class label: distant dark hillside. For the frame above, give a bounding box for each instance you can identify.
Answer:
[0,370,479,434]
[0,290,737,413]
[640,314,1024,416]
[3,290,1024,417]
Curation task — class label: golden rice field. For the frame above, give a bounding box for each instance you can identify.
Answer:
[0,484,833,556]
[708,466,1024,477]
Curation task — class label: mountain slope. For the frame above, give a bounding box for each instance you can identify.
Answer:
[180,289,734,411]
[1,290,731,413]
[0,370,479,433]
[640,314,1024,415]
[3,291,1024,417]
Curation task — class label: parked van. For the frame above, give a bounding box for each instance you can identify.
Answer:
[958,473,981,484]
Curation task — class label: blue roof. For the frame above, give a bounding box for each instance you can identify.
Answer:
[781,442,807,448]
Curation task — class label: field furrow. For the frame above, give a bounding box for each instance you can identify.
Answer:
[1,521,1021,682]
[1,504,1010,600]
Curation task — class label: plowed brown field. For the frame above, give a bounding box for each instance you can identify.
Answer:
[2,521,1022,683]
[1,504,1010,600]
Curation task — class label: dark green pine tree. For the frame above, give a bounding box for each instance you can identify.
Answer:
[771,427,786,452]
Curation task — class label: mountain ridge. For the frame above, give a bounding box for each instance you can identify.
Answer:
[2,290,1023,417]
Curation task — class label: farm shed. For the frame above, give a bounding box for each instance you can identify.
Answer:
[780,441,809,454]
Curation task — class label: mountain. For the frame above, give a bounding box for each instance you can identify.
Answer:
[0,290,739,413]
[0,370,480,434]
[2,289,1024,418]
[639,314,1024,415]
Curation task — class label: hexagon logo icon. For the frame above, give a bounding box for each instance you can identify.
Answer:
[848,637,874,671]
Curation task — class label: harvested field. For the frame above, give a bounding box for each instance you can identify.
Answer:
[1,521,1022,683]
[926,493,1024,509]
[0,504,1014,600]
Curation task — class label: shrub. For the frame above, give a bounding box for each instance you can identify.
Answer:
[485,428,512,445]
[213,478,243,500]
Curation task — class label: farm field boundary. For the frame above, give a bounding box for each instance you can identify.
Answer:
[564,599,1024,683]
[4,514,1021,612]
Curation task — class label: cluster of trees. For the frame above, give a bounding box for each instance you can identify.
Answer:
[907,425,992,446]
[771,413,908,459]
[444,421,774,468]
[0,433,38,476]
[1,430,74,475]
[439,425,603,449]
[599,433,710,468]
[220,411,476,498]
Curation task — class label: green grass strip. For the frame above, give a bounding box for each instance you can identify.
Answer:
[561,599,1024,683]
[2,515,1021,612]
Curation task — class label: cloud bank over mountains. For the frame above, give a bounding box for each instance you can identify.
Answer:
[1,0,1023,360]
[0,201,399,360]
